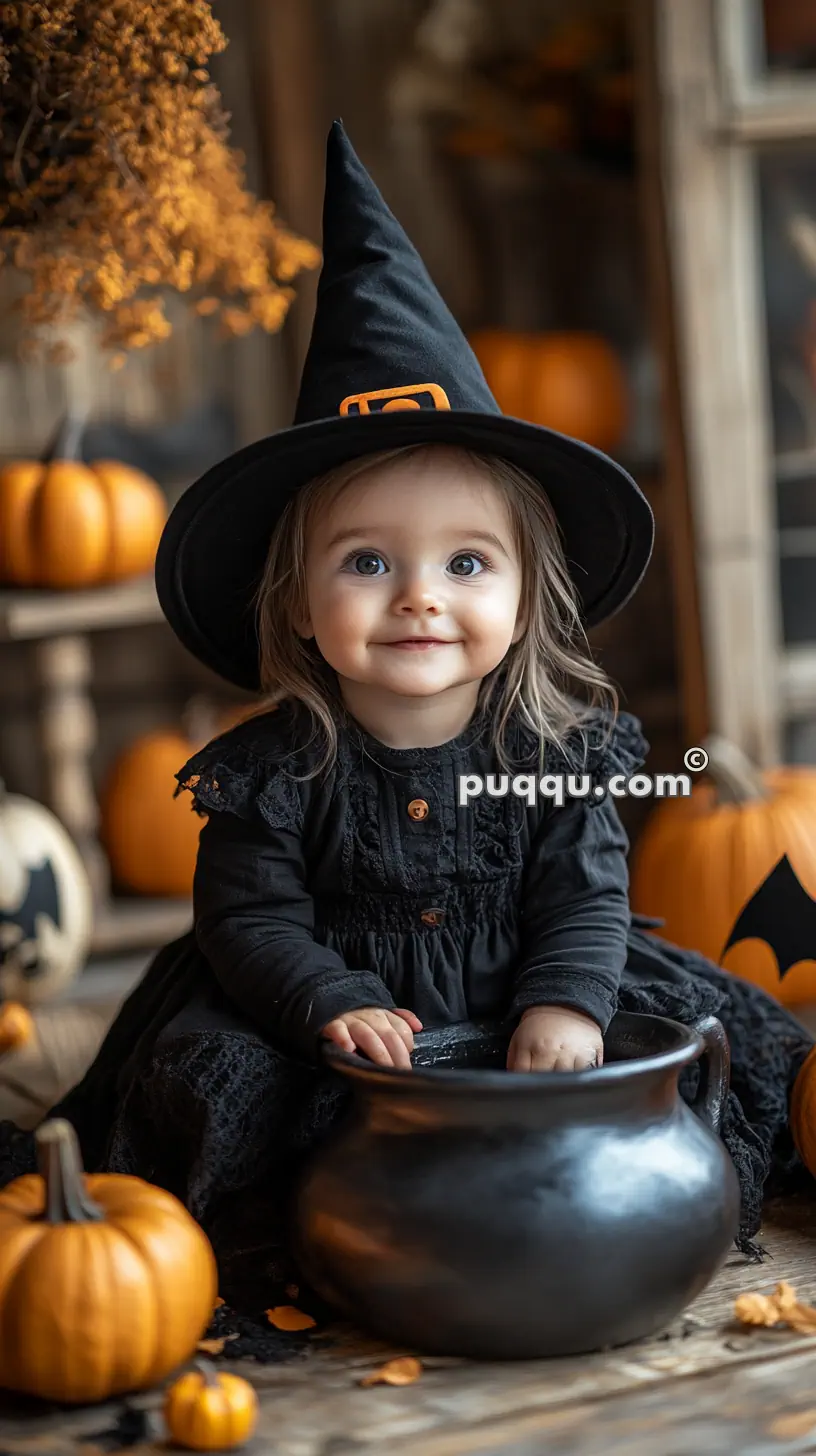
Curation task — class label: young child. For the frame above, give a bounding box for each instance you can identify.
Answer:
[0,121,811,1311]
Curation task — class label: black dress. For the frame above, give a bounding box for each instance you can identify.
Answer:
[0,699,811,1308]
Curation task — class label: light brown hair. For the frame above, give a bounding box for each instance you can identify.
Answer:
[252,444,619,776]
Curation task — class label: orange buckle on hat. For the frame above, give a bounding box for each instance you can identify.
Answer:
[339,383,451,415]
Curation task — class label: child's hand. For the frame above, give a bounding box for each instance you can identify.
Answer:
[506,1006,603,1073]
[321,1007,423,1069]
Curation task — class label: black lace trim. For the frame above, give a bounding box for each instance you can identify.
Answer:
[541,710,649,780]
[174,741,304,833]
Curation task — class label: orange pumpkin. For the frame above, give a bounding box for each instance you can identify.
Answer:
[0,1118,217,1403]
[0,413,167,588]
[164,1360,259,1451]
[630,735,816,1005]
[99,699,257,897]
[100,726,206,898]
[0,1002,34,1054]
[790,1045,816,1176]
[469,329,629,451]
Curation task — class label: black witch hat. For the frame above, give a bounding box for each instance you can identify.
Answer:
[155,120,654,692]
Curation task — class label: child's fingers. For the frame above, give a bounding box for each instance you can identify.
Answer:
[575,1045,603,1071]
[506,1041,532,1073]
[321,1021,356,1054]
[354,1023,413,1070]
[392,1009,423,1034]
[379,1028,413,1069]
[349,1023,398,1068]
[385,1014,416,1051]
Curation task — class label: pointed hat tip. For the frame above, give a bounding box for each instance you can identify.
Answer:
[327,117,349,156]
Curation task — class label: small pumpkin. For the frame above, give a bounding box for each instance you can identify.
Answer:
[0,1118,218,1403]
[469,329,628,451]
[100,698,260,898]
[790,1044,816,1177]
[164,1359,259,1451]
[0,779,92,1004]
[630,735,816,1005]
[0,412,167,588]
[0,1001,34,1053]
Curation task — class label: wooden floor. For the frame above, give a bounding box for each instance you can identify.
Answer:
[0,1194,814,1453]
[2,965,816,1454]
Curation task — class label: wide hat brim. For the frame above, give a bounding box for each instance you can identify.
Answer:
[155,407,654,693]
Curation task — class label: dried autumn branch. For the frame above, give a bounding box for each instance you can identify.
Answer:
[0,1,321,359]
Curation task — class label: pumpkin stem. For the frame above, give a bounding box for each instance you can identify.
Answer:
[34,1118,105,1224]
[41,408,90,466]
[193,1358,219,1387]
[701,734,767,805]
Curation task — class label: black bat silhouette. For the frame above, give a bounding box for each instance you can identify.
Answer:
[0,858,61,978]
[720,853,816,979]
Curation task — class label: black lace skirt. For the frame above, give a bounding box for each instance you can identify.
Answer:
[0,922,811,1310]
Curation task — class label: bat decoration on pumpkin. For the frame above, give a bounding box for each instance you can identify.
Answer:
[0,858,61,979]
[720,854,816,979]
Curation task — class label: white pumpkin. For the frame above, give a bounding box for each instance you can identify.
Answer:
[0,782,92,1003]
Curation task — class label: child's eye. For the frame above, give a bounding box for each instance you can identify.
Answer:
[345,551,386,576]
[448,552,489,577]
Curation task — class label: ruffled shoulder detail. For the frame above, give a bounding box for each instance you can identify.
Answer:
[547,709,650,784]
[173,701,309,833]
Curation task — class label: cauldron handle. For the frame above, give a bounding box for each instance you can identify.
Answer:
[688,1016,731,1135]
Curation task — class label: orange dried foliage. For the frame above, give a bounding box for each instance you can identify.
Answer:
[0,2,320,357]
[359,1357,423,1387]
[196,1333,238,1355]
[734,1281,816,1334]
[265,1306,317,1332]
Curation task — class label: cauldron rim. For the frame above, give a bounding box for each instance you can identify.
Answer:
[321,1010,705,1094]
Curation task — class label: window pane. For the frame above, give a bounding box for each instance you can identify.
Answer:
[757,144,816,644]
[757,146,816,460]
[779,557,816,643]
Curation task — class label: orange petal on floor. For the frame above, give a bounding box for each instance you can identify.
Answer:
[266,1305,317,1331]
[359,1357,423,1387]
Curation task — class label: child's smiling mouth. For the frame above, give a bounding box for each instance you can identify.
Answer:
[375,638,459,650]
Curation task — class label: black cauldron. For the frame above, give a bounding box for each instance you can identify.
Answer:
[293,1012,741,1359]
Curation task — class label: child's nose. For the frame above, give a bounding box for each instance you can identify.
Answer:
[392,569,445,615]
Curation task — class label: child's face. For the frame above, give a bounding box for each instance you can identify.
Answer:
[298,449,525,702]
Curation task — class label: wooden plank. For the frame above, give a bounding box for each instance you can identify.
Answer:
[630,0,710,752]
[0,578,163,641]
[724,101,816,143]
[644,0,782,767]
[381,1349,816,1454]
[2,1207,816,1454]
[244,0,327,392]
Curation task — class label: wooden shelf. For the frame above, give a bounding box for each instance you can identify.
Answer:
[0,575,183,955]
[0,575,163,642]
